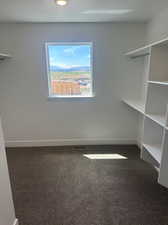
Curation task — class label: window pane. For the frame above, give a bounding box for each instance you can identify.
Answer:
[46,43,93,97]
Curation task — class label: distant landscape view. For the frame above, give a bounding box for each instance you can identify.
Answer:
[48,44,92,97]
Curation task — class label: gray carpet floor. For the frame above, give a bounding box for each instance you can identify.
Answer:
[6,145,168,225]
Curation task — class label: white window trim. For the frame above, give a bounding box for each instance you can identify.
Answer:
[45,42,95,99]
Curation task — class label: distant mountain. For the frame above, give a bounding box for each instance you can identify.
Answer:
[50,66,90,72]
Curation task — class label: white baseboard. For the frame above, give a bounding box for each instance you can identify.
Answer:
[13,219,19,225]
[136,140,142,149]
[6,138,137,148]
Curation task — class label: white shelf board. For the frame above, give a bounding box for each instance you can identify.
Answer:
[0,53,11,60]
[125,37,168,59]
[146,114,165,127]
[151,37,168,47]
[143,144,162,164]
[125,46,150,59]
[154,166,160,173]
[122,99,145,114]
[148,81,168,86]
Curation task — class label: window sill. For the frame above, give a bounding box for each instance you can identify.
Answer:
[47,95,96,102]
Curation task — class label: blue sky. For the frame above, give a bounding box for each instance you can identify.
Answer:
[48,44,91,69]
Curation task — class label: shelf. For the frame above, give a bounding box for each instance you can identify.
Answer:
[125,46,150,59]
[141,146,160,168]
[148,81,168,86]
[145,84,168,128]
[124,36,168,188]
[0,53,11,61]
[125,37,168,59]
[146,114,165,127]
[122,99,145,114]
[151,37,168,48]
[143,144,162,164]
[154,166,160,173]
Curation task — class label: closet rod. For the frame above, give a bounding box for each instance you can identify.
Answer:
[130,53,150,59]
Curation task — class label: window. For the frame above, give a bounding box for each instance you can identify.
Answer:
[45,42,94,98]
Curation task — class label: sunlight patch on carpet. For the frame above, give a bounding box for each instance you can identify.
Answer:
[83,154,127,159]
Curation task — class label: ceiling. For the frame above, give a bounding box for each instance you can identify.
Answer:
[0,0,168,23]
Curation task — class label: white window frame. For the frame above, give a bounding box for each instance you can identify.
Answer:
[45,42,94,98]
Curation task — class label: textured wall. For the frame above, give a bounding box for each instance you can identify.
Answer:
[147,8,168,43]
[0,23,146,147]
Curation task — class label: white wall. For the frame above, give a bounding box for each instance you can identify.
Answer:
[0,23,147,147]
[0,120,16,225]
[147,7,168,42]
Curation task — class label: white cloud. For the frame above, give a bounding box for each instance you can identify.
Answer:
[50,61,82,69]
[63,46,81,56]
[57,64,82,69]
[49,57,57,66]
